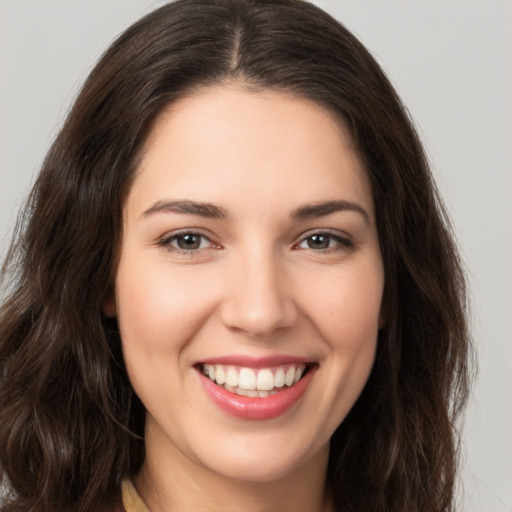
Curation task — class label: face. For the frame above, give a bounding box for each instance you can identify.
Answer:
[107,86,384,484]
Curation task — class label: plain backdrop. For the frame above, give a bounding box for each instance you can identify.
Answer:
[0,1,511,510]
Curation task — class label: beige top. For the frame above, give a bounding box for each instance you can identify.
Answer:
[121,480,150,512]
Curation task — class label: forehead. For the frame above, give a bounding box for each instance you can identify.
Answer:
[127,85,373,220]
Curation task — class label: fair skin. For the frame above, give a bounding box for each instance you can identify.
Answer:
[105,85,385,512]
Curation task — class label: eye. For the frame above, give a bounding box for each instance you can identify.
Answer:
[296,232,353,251]
[158,231,218,252]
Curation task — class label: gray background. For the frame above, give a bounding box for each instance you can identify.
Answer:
[0,1,511,510]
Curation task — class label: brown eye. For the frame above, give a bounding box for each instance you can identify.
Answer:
[296,232,353,252]
[159,232,215,252]
[306,234,330,249]
[175,234,202,250]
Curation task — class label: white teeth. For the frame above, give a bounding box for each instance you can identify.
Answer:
[285,366,295,386]
[225,367,239,387]
[202,363,309,395]
[230,386,275,398]
[215,366,226,385]
[256,369,274,391]
[238,368,256,390]
[274,367,285,388]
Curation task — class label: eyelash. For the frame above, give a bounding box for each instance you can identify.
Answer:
[157,230,353,255]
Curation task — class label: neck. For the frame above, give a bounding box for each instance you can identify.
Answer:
[134,428,332,512]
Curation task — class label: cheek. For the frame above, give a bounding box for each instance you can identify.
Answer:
[113,257,219,411]
[113,257,216,386]
[116,256,210,341]
[304,265,383,425]
[299,259,382,400]
[299,261,384,347]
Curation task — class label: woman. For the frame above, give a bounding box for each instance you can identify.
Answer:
[0,0,472,511]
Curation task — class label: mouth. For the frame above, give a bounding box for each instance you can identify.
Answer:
[195,355,318,420]
[197,362,315,398]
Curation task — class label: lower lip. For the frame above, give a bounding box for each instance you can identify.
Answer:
[198,368,315,421]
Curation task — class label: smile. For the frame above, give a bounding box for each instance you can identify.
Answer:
[201,363,308,398]
[196,360,317,420]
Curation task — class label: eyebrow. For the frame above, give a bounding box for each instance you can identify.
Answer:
[142,200,228,219]
[290,200,370,224]
[142,199,370,224]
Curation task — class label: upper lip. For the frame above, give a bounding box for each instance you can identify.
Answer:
[197,354,314,368]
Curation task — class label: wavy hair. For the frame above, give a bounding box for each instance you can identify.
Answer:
[0,1,472,510]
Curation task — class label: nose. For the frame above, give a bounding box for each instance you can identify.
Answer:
[219,249,299,338]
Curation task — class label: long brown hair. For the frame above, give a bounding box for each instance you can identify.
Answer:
[0,1,472,510]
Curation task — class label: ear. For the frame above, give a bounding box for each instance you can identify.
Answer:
[102,287,117,317]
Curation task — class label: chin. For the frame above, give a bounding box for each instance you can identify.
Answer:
[190,433,329,485]
[207,456,307,484]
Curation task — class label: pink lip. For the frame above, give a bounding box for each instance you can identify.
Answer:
[198,366,316,421]
[199,354,311,368]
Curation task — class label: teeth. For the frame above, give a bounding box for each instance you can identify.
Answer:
[225,367,239,387]
[274,367,285,388]
[256,369,274,391]
[202,363,307,396]
[285,366,295,386]
[233,387,271,398]
[239,368,256,390]
[215,366,226,385]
